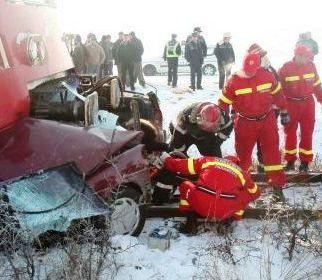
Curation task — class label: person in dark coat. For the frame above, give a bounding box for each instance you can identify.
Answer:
[169,102,233,157]
[130,32,145,87]
[163,34,182,87]
[71,34,85,74]
[186,27,207,57]
[185,33,204,90]
[214,32,235,89]
[112,32,124,80]
[117,33,136,90]
[99,35,114,78]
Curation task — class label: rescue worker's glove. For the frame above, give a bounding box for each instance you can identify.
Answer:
[153,152,171,169]
[280,111,290,126]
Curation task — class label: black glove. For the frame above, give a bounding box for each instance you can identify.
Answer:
[280,112,290,125]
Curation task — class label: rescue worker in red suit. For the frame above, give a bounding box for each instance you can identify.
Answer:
[161,154,260,226]
[219,53,289,201]
[279,45,322,172]
[247,43,281,173]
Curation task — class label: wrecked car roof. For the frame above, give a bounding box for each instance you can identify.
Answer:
[0,118,143,181]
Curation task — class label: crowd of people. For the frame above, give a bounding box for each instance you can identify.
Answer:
[71,31,145,90]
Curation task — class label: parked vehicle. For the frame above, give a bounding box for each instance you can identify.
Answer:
[0,0,163,238]
[143,45,217,76]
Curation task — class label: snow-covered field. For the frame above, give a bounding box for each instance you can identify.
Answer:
[108,75,322,280]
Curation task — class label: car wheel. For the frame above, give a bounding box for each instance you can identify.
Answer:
[143,64,157,76]
[109,186,145,236]
[203,64,216,76]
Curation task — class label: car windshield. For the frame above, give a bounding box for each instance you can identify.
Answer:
[0,164,108,240]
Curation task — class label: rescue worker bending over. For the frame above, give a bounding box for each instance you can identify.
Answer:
[169,102,233,157]
[161,153,260,223]
[279,45,322,172]
[219,53,289,201]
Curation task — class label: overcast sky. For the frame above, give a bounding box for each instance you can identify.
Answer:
[56,0,322,66]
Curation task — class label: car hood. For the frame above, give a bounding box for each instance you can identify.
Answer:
[0,118,143,181]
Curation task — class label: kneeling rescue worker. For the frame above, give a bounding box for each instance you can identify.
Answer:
[169,102,233,157]
[161,153,260,223]
[279,45,322,172]
[219,52,289,201]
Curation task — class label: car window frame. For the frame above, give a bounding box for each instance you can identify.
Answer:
[5,0,56,8]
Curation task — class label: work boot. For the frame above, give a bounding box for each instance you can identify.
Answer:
[299,162,309,173]
[189,85,196,91]
[216,218,234,235]
[197,86,203,90]
[284,161,295,172]
[271,187,286,203]
[178,213,198,235]
[167,81,171,86]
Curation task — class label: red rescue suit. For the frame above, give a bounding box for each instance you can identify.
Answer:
[279,59,322,163]
[219,67,286,187]
[164,156,260,221]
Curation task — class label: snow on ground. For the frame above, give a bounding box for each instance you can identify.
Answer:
[112,75,322,280]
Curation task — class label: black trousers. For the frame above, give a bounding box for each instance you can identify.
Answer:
[190,64,202,89]
[121,62,134,88]
[218,63,232,89]
[169,123,222,157]
[167,58,178,87]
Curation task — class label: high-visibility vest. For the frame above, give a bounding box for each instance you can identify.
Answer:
[166,41,180,58]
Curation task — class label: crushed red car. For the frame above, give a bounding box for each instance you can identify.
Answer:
[0,0,163,237]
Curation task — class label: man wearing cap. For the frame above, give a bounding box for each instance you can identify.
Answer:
[185,33,205,90]
[214,32,235,89]
[169,102,233,157]
[279,45,322,172]
[163,34,182,87]
[219,53,288,201]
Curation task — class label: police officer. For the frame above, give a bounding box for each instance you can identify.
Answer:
[163,34,182,87]
[169,102,233,157]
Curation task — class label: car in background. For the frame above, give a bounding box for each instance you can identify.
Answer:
[143,45,217,76]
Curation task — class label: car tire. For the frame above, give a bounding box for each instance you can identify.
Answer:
[202,64,216,76]
[109,186,146,236]
[143,64,157,76]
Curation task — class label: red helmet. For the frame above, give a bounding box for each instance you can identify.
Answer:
[242,53,261,77]
[294,44,313,59]
[197,104,221,132]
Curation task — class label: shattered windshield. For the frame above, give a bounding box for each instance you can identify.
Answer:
[0,164,108,240]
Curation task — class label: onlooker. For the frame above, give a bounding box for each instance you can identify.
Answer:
[118,33,136,90]
[163,34,181,87]
[84,33,105,78]
[296,31,319,59]
[71,34,85,74]
[99,35,114,78]
[186,27,207,58]
[185,32,204,90]
[112,32,124,80]
[130,32,145,87]
[214,32,235,89]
